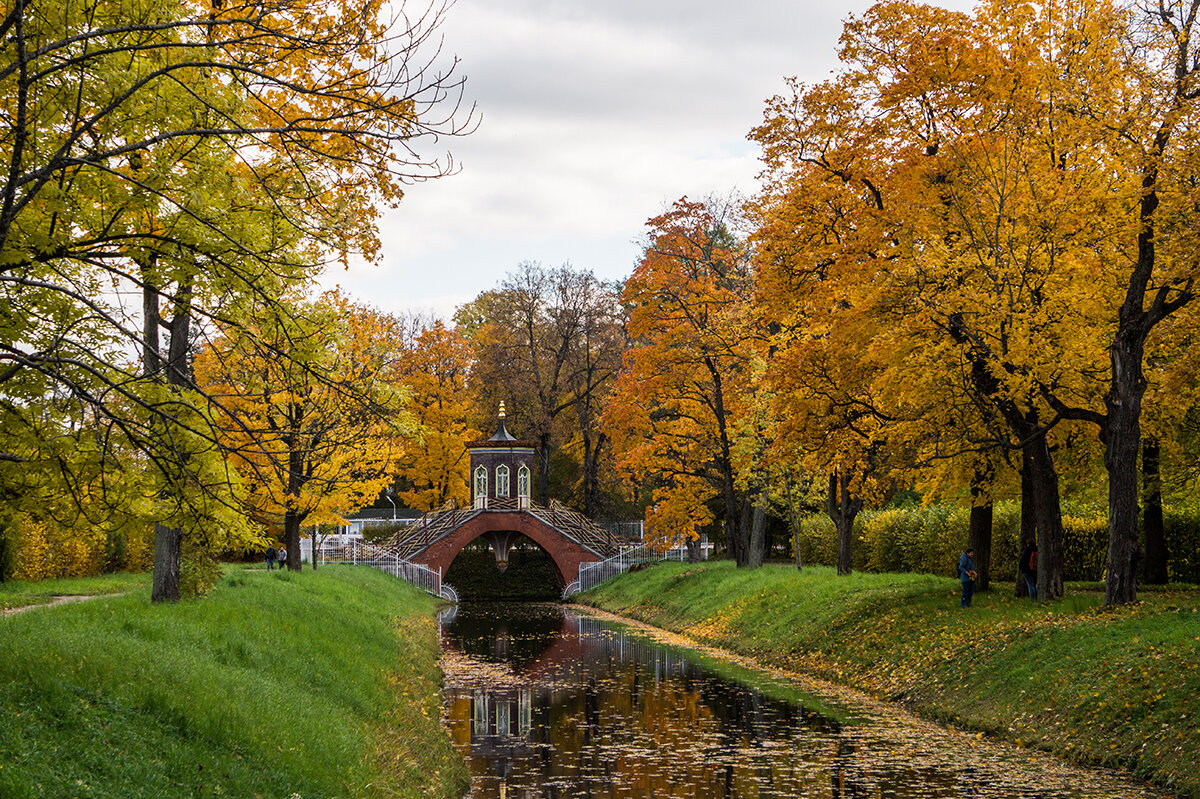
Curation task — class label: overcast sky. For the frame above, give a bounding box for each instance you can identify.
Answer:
[322,0,974,320]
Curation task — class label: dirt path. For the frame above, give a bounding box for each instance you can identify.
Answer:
[2,593,118,616]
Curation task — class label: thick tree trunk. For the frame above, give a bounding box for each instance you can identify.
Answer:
[1028,434,1065,600]
[1098,146,1188,604]
[967,502,993,592]
[151,522,182,602]
[1104,396,1144,604]
[1142,436,1168,584]
[1015,451,1037,598]
[728,492,752,566]
[947,317,1063,599]
[827,470,861,576]
[744,491,768,569]
[284,509,303,571]
[783,480,803,572]
[967,469,993,591]
[710,361,752,567]
[283,435,306,571]
[725,484,743,564]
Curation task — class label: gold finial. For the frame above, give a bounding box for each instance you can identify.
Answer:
[498,401,506,419]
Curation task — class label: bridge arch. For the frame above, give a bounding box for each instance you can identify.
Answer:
[407,511,603,588]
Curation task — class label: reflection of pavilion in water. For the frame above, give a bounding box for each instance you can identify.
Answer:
[447,609,830,797]
[470,686,539,764]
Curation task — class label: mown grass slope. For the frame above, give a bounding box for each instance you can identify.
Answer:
[0,565,468,798]
[580,560,1200,797]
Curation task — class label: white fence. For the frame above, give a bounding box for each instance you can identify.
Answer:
[319,540,457,603]
[566,540,698,597]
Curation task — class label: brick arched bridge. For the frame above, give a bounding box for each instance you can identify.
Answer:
[381,498,620,589]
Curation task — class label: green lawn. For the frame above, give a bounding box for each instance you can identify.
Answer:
[0,565,468,798]
[581,560,1200,797]
[0,571,150,611]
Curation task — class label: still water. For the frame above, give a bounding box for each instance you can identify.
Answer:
[439,603,1168,799]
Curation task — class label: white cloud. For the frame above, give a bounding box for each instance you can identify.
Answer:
[322,0,976,317]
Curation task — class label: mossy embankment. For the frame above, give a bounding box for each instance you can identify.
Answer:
[0,565,468,798]
[579,560,1200,798]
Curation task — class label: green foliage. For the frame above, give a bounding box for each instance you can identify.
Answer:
[179,538,222,598]
[0,565,468,797]
[582,561,1200,796]
[1062,514,1109,581]
[790,501,1200,584]
[0,514,18,583]
[1164,507,1200,583]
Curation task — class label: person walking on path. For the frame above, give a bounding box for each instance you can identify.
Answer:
[958,547,978,608]
[277,547,287,571]
[265,544,276,570]
[1019,543,1038,600]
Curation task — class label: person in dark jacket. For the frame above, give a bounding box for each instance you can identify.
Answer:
[1019,543,1038,600]
[265,544,276,570]
[958,547,977,608]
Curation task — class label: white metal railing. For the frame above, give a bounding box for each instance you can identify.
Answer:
[320,540,457,603]
[565,539,697,597]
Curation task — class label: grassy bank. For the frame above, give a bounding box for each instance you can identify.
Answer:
[0,565,468,798]
[580,560,1200,797]
[0,571,149,611]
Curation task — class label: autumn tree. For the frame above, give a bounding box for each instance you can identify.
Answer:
[194,292,414,569]
[456,262,625,513]
[605,198,770,565]
[0,0,472,598]
[389,321,480,510]
[751,0,1200,605]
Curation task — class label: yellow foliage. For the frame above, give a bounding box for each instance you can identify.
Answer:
[123,526,155,572]
[390,322,479,511]
[194,290,416,534]
[10,514,120,581]
[13,517,53,582]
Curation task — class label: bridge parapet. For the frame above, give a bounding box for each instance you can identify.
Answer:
[564,541,697,598]
[381,498,620,561]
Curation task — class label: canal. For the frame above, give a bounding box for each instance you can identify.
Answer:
[439,603,1169,799]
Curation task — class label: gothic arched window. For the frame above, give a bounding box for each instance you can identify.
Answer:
[474,466,488,509]
[496,465,511,498]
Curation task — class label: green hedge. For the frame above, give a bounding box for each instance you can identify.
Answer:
[791,501,1200,584]
[1164,507,1200,583]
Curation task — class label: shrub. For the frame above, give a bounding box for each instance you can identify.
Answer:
[8,514,153,582]
[181,537,223,597]
[1164,507,1200,583]
[788,500,1200,585]
[1061,515,1108,581]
